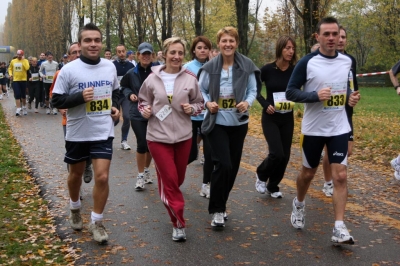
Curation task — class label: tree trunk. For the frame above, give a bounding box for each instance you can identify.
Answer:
[105,0,111,49]
[195,0,201,36]
[118,0,125,44]
[235,0,249,55]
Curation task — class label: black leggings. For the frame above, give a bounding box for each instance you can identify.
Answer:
[29,82,41,108]
[130,119,149,154]
[256,111,294,192]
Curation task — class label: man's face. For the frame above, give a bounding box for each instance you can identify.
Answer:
[47,54,53,61]
[337,29,347,53]
[128,53,135,60]
[157,51,163,60]
[116,46,126,60]
[17,53,23,60]
[68,44,81,61]
[78,30,102,61]
[31,60,37,67]
[316,23,339,56]
[104,51,112,60]
[39,53,45,60]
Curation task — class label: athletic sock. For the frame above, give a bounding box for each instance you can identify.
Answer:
[334,220,344,228]
[91,211,103,224]
[70,199,81,209]
[295,197,305,207]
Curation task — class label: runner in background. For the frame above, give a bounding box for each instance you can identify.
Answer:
[255,35,297,199]
[39,51,59,115]
[27,58,42,112]
[388,60,400,181]
[104,49,112,60]
[8,50,30,116]
[0,62,7,99]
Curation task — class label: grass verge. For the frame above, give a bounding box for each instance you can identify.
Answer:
[0,105,75,265]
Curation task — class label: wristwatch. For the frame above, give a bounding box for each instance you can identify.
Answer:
[395,85,400,90]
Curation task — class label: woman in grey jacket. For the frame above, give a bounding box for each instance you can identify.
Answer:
[198,27,261,230]
[138,37,203,242]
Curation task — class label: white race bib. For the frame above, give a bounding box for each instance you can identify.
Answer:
[273,92,295,113]
[155,105,172,121]
[85,86,112,116]
[218,86,236,111]
[31,73,39,81]
[14,63,23,72]
[323,82,347,112]
[0,73,3,79]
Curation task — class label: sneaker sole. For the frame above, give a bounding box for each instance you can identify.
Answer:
[135,187,144,191]
[172,237,186,242]
[331,237,355,245]
[144,181,153,184]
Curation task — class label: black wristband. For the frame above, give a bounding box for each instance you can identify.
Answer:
[395,86,400,90]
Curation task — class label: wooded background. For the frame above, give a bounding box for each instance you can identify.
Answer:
[2,0,400,71]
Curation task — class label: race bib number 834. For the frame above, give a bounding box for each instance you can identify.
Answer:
[86,86,112,116]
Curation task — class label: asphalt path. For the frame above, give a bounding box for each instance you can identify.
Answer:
[1,92,400,265]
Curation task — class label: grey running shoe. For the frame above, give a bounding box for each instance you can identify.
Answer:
[88,221,109,244]
[69,208,83,231]
[16,108,21,116]
[135,176,145,190]
[22,107,27,116]
[46,108,50,115]
[390,158,400,181]
[291,198,305,229]
[322,182,334,197]
[83,165,93,183]
[199,183,210,198]
[52,108,58,115]
[211,212,225,228]
[120,141,131,150]
[172,227,186,242]
[267,189,283,198]
[255,174,266,194]
[144,171,153,184]
[331,224,355,245]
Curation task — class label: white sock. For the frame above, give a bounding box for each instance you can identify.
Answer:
[295,197,305,207]
[91,211,103,224]
[335,221,344,228]
[70,199,81,209]
[325,181,333,186]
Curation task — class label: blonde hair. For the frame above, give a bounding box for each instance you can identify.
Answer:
[31,57,38,62]
[216,27,239,44]
[162,37,187,58]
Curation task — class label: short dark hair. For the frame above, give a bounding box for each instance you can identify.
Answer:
[339,25,347,36]
[115,44,126,51]
[78,23,102,43]
[68,42,79,55]
[189,36,212,60]
[316,17,339,34]
[104,48,111,53]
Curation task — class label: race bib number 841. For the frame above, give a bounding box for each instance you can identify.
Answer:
[86,86,112,116]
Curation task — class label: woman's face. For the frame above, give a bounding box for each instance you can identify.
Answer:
[281,40,295,62]
[217,33,237,57]
[138,52,152,68]
[165,42,184,72]
[194,41,210,62]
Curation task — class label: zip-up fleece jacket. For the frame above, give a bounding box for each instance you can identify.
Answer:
[138,65,204,144]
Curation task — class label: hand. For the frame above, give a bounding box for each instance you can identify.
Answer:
[266,104,275,114]
[236,101,249,113]
[130,94,138,102]
[348,91,361,107]
[206,101,219,114]
[111,107,120,121]
[82,86,94,102]
[59,109,67,115]
[397,87,400,96]
[29,78,32,81]
[181,103,193,115]
[318,87,331,101]
[142,105,152,119]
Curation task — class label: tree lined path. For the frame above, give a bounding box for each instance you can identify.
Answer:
[1,95,400,265]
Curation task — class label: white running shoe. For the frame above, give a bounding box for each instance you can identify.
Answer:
[22,107,27,116]
[121,140,131,150]
[255,174,266,194]
[291,198,305,229]
[331,224,355,245]
[211,212,225,228]
[172,227,186,242]
[322,182,334,197]
[390,158,400,181]
[88,221,108,244]
[52,108,58,115]
[135,176,145,190]
[199,183,210,198]
[144,171,153,184]
[16,108,21,116]
[46,108,51,115]
[267,189,283,198]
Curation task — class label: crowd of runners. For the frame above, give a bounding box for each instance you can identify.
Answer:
[3,15,399,246]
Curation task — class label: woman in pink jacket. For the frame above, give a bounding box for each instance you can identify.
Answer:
[138,37,203,242]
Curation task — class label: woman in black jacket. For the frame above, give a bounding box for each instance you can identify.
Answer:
[121,42,159,191]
